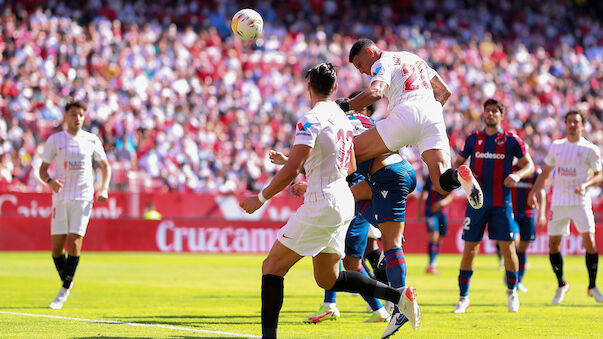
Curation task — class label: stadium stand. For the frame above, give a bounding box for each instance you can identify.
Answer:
[0,0,601,194]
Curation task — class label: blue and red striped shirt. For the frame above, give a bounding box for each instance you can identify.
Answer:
[460,129,527,207]
[422,176,448,217]
[511,166,540,217]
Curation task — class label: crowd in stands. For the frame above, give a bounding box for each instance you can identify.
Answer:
[1,0,602,194]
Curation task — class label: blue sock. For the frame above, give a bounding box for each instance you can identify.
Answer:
[358,266,384,311]
[384,247,406,314]
[517,251,526,283]
[323,261,342,304]
[459,270,473,297]
[505,270,518,290]
[428,242,437,265]
[384,247,406,288]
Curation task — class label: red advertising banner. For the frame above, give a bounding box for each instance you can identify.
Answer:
[1,191,602,223]
[2,216,601,255]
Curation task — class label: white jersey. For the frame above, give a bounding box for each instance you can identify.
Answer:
[293,101,355,202]
[370,51,439,112]
[544,137,602,206]
[41,130,108,201]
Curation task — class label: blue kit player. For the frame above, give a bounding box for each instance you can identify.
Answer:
[511,163,546,292]
[417,176,454,274]
[452,98,534,313]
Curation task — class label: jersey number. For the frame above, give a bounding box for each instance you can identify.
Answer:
[402,60,431,91]
[336,129,354,173]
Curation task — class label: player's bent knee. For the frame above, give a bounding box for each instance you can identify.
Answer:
[342,256,362,271]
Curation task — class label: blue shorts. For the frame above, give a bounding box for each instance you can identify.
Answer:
[462,205,519,242]
[514,214,536,242]
[366,161,416,224]
[345,201,371,258]
[425,213,448,236]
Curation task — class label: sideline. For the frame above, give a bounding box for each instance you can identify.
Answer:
[0,310,261,338]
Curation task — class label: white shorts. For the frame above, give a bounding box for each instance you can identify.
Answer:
[277,192,355,257]
[548,205,595,236]
[376,99,450,156]
[51,200,93,236]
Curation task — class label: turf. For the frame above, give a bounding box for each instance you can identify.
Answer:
[0,252,601,338]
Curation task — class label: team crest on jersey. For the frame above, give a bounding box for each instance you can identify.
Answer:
[372,66,382,76]
[496,138,505,145]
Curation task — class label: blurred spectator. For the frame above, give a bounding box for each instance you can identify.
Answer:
[0,0,601,194]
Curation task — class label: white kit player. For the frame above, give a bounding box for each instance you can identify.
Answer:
[39,100,111,309]
[339,38,483,210]
[528,110,603,304]
[240,63,420,339]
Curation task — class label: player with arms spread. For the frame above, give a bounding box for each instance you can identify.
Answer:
[338,38,483,210]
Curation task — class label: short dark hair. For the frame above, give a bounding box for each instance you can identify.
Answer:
[349,39,375,63]
[483,98,505,114]
[349,90,375,116]
[564,110,585,124]
[305,63,337,96]
[64,100,87,113]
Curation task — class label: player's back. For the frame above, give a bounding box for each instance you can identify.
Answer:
[300,101,354,198]
[371,51,437,111]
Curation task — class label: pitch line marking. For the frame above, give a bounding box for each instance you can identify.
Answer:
[0,311,261,338]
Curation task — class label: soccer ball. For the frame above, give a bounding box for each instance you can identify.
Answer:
[231,9,263,41]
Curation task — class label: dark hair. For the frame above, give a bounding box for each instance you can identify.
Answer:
[483,98,505,114]
[349,90,375,116]
[349,39,375,63]
[305,63,337,96]
[64,99,87,113]
[564,110,585,124]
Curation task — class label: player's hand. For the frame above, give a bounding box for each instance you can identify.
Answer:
[430,202,441,213]
[537,215,547,229]
[269,150,288,165]
[49,179,64,193]
[290,182,307,198]
[336,98,350,112]
[527,191,537,209]
[504,173,520,187]
[240,195,264,214]
[96,189,109,203]
[574,183,586,196]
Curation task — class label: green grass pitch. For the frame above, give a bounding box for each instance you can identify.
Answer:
[1,252,601,338]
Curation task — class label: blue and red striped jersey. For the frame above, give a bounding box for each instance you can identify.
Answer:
[460,129,527,207]
[422,176,447,217]
[511,166,540,217]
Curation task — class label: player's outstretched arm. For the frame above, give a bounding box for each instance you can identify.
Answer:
[240,144,311,214]
[342,81,388,112]
[430,73,451,107]
[535,187,547,228]
[504,153,534,187]
[528,165,553,207]
[575,170,603,195]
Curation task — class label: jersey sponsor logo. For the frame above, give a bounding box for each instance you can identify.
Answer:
[372,66,383,76]
[474,151,505,159]
[557,166,576,176]
[297,122,313,131]
[68,160,85,170]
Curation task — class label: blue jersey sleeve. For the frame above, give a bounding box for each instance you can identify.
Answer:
[509,133,527,160]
